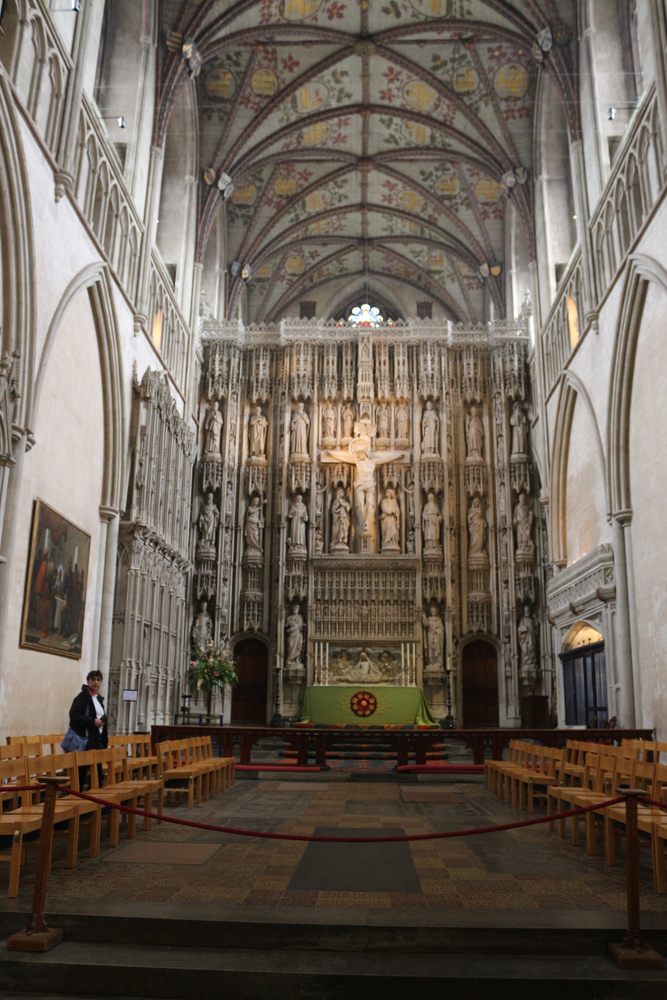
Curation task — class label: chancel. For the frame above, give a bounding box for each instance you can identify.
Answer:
[0,0,667,994]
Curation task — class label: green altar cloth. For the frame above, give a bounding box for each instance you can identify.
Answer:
[298,686,436,726]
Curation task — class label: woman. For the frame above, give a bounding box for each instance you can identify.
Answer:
[69,670,108,789]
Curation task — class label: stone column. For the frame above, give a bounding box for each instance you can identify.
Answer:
[0,431,28,672]
[651,0,667,176]
[569,139,598,322]
[136,144,165,322]
[54,0,94,201]
[610,514,636,727]
[618,511,643,726]
[97,508,120,683]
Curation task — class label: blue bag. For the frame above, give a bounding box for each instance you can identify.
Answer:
[61,728,88,752]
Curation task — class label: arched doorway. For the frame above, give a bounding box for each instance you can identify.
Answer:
[559,622,607,726]
[462,640,499,727]
[231,638,269,723]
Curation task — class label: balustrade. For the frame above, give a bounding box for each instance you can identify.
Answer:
[0,0,191,397]
[541,83,665,396]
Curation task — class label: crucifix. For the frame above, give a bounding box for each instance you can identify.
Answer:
[321,422,409,553]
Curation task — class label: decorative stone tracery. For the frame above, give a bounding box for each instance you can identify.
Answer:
[195,317,538,723]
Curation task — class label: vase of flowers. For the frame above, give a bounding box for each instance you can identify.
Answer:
[188,641,238,718]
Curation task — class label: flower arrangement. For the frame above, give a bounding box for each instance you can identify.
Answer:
[188,640,238,696]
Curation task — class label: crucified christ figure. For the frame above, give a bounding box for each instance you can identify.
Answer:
[321,434,408,552]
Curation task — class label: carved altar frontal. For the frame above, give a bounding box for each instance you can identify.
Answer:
[194,314,539,723]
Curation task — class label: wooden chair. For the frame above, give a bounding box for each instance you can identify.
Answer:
[52,752,103,858]
[562,754,618,854]
[156,742,201,809]
[642,762,667,893]
[561,740,590,786]
[518,748,564,815]
[107,746,161,832]
[485,740,518,794]
[73,749,138,847]
[603,757,655,867]
[0,757,77,896]
[202,737,235,792]
[548,752,600,838]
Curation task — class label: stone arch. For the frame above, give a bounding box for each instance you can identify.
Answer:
[156,77,199,301]
[321,276,409,323]
[550,371,607,568]
[534,70,576,311]
[607,254,667,514]
[0,72,36,427]
[29,264,125,511]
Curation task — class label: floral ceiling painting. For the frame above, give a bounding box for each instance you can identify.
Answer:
[156,0,576,323]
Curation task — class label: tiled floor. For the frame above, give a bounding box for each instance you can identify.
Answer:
[8,778,667,913]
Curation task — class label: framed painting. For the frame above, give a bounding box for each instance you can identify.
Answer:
[20,499,91,660]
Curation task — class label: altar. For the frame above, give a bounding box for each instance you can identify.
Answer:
[298,686,436,726]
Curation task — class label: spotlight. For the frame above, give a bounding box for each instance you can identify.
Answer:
[607,107,616,121]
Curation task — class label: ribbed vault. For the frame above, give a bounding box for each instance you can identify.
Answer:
[155,0,577,323]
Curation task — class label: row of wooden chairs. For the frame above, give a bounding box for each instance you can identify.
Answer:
[155,739,235,809]
[485,738,667,893]
[0,746,163,897]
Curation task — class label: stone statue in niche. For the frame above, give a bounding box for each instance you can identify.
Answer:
[285,603,304,667]
[518,606,537,676]
[290,401,310,458]
[422,604,445,668]
[191,601,212,650]
[422,490,442,553]
[322,400,336,445]
[465,404,484,462]
[249,404,268,460]
[244,495,265,560]
[341,402,355,442]
[421,400,439,456]
[376,402,391,445]
[287,493,308,554]
[514,492,535,560]
[314,475,326,556]
[197,493,219,561]
[499,482,506,520]
[379,487,400,552]
[198,492,219,544]
[222,527,231,566]
[510,401,528,458]
[467,497,486,557]
[330,486,351,552]
[203,400,223,461]
[396,400,410,444]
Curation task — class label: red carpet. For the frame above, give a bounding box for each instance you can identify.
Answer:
[396,764,484,774]
[235,765,322,773]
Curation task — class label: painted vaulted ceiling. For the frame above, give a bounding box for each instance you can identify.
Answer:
[157,1,577,324]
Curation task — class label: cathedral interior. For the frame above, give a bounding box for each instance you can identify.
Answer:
[1,0,667,991]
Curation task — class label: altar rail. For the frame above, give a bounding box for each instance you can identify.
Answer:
[150,725,653,768]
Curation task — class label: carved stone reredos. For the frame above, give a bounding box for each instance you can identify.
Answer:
[194,316,540,720]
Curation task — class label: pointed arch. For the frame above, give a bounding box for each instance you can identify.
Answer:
[0,71,36,429]
[29,264,126,511]
[550,370,607,567]
[607,254,667,514]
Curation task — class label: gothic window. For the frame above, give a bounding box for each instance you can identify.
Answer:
[339,303,393,327]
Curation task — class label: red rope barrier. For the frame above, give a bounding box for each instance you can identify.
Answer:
[56,787,625,843]
[644,799,667,810]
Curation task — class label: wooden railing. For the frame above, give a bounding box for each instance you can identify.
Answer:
[151,725,654,768]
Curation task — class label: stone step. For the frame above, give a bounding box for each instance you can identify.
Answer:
[0,941,666,1000]
[1,909,667,956]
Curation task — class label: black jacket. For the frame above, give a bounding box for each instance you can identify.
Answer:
[69,685,108,750]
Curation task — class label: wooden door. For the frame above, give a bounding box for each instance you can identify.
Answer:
[232,638,268,723]
[462,640,499,728]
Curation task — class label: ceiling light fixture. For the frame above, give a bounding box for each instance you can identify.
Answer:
[100,115,126,128]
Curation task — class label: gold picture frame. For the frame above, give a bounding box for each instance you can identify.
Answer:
[20,499,91,660]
